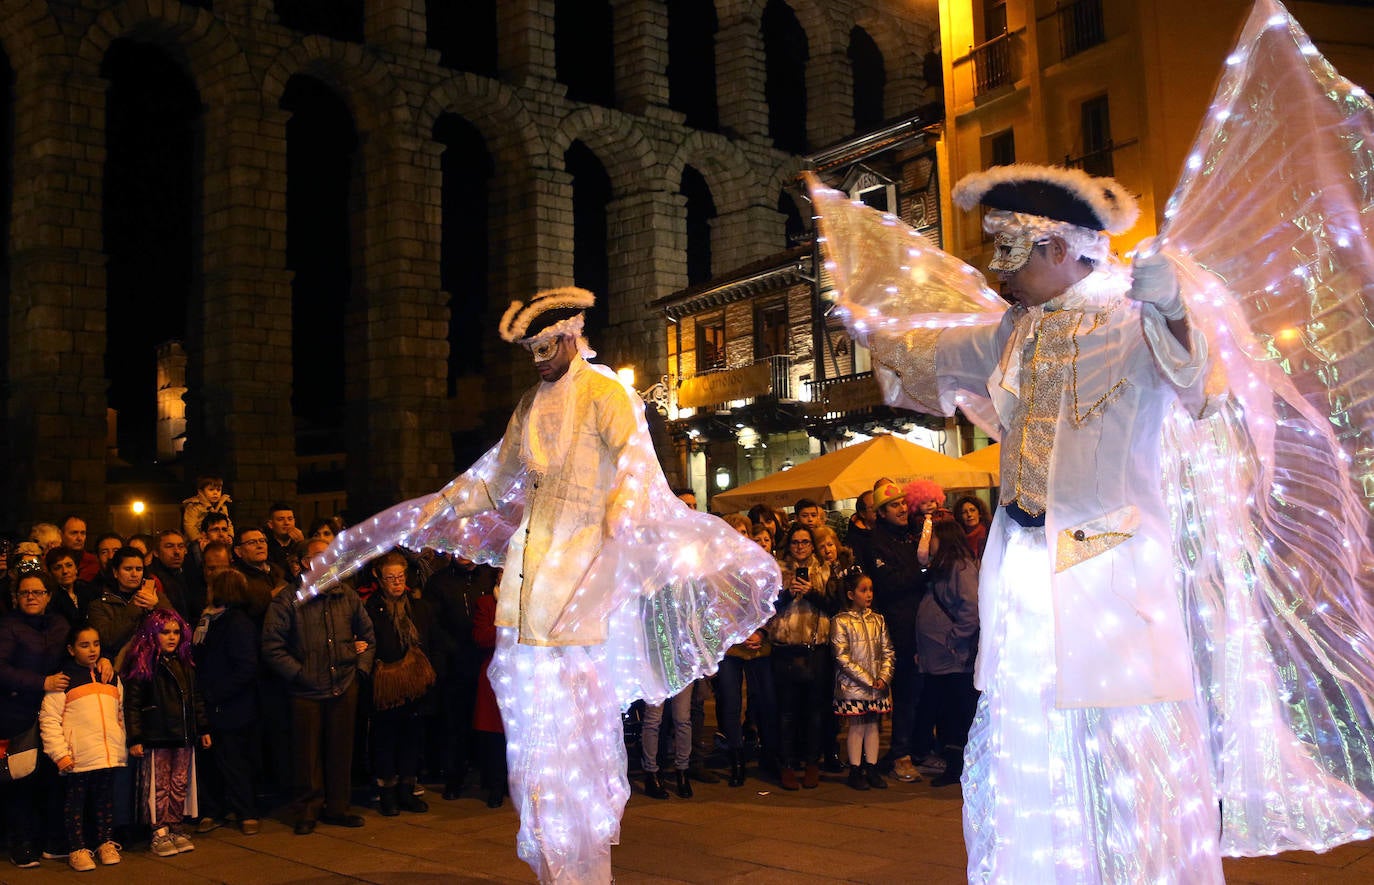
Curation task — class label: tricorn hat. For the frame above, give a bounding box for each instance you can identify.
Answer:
[952,164,1139,235]
[498,287,596,344]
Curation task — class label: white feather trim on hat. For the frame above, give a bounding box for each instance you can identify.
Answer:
[498,286,597,343]
[952,164,1140,235]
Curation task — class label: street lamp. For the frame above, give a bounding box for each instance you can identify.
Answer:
[131,500,146,534]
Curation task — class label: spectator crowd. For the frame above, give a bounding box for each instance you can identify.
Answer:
[0,473,987,872]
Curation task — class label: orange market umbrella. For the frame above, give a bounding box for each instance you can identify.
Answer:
[710,434,996,513]
[958,443,1001,485]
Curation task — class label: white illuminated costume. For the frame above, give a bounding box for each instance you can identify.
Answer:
[808,1,1374,880]
[301,290,779,883]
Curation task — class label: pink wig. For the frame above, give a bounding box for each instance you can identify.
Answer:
[904,478,946,511]
[120,607,194,682]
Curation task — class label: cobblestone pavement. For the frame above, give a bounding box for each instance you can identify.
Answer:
[5,770,1371,883]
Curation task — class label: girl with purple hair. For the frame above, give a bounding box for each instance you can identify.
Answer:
[121,608,211,858]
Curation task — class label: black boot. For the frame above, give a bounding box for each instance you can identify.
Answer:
[674,769,694,799]
[397,781,429,813]
[642,772,670,799]
[847,766,870,791]
[727,751,746,788]
[864,763,888,790]
[378,784,399,816]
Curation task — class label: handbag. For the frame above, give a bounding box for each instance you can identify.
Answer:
[0,721,40,782]
[371,645,437,711]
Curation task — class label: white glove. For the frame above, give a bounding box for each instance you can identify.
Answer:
[1129,238,1185,321]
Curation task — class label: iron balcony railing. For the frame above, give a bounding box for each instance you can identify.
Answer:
[972,31,1015,96]
[1064,137,1138,178]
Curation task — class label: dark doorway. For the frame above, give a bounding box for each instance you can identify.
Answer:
[280,75,357,452]
[762,0,808,153]
[433,114,493,389]
[681,166,716,286]
[427,0,498,76]
[565,141,611,346]
[848,27,885,133]
[101,40,202,467]
[556,0,616,108]
[667,0,718,131]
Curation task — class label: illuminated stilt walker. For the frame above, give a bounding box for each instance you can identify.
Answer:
[301,287,778,883]
[809,1,1374,879]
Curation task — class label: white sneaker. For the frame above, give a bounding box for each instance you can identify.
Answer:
[95,841,121,865]
[68,849,96,872]
[170,832,195,853]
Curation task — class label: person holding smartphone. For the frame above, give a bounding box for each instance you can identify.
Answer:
[765,523,838,790]
[88,547,173,661]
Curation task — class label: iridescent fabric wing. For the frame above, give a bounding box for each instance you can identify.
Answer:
[1157,0,1374,854]
[806,171,1006,340]
[806,172,1007,434]
[296,440,526,601]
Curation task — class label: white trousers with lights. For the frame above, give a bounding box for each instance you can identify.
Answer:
[962,525,1223,884]
[490,629,629,884]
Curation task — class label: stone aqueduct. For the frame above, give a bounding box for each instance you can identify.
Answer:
[0,0,935,526]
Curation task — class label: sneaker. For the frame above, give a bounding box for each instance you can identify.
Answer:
[411,783,426,796]
[41,848,68,860]
[149,832,179,858]
[68,849,96,872]
[95,842,121,865]
[10,844,39,868]
[240,819,259,836]
[170,832,195,853]
[891,755,921,782]
[915,752,948,776]
[195,817,221,834]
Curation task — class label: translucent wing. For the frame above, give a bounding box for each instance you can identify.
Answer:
[806,172,1007,435]
[1157,0,1374,853]
[805,171,1006,341]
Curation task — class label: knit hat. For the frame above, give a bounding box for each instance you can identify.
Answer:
[873,478,904,511]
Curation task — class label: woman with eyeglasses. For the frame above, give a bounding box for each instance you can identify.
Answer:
[0,566,71,866]
[364,552,438,817]
[765,524,838,790]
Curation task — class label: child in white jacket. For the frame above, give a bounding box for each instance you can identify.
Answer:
[39,625,128,871]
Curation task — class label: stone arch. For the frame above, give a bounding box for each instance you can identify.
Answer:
[77,0,258,114]
[550,106,658,197]
[761,0,837,59]
[764,153,809,204]
[853,5,928,118]
[0,0,65,77]
[663,132,758,216]
[418,73,545,178]
[261,35,415,135]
